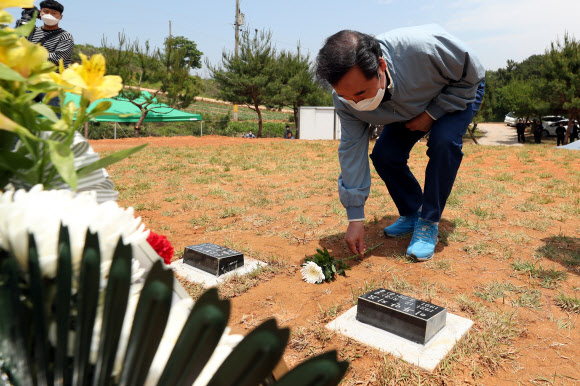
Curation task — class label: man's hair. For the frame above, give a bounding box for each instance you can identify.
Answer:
[40,0,64,13]
[315,30,382,86]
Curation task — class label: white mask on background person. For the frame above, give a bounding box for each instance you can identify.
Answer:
[346,71,386,112]
[41,14,60,26]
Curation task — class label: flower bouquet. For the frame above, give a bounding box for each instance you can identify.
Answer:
[0,186,349,385]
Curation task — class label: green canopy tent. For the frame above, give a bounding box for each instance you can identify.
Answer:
[64,92,203,137]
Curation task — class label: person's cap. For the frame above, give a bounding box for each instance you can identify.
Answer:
[40,0,64,13]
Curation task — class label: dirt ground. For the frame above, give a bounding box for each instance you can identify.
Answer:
[91,128,580,385]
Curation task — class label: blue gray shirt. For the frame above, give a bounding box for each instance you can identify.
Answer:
[334,24,485,221]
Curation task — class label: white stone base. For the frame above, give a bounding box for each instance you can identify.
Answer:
[170,258,267,288]
[326,306,473,372]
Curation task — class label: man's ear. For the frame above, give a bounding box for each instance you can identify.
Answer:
[378,57,387,71]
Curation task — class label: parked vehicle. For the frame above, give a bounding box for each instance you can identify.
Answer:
[543,119,578,137]
[504,112,518,126]
[540,116,566,136]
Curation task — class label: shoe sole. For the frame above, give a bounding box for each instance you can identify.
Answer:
[384,230,413,238]
[407,252,434,262]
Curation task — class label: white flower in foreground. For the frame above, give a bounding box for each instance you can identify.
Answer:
[301,261,325,284]
[0,185,149,279]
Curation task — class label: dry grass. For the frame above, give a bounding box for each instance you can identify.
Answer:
[99,135,580,385]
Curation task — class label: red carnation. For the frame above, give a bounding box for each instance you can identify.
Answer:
[147,231,174,265]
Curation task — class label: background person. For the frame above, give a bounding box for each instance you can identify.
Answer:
[315,25,485,262]
[570,122,579,143]
[15,0,73,112]
[555,122,566,146]
[284,125,292,138]
[532,119,543,143]
[516,118,526,143]
[16,0,74,69]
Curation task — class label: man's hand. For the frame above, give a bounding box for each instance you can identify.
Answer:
[345,221,366,255]
[406,111,434,132]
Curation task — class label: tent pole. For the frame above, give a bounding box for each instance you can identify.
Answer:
[201,121,203,137]
[114,122,117,139]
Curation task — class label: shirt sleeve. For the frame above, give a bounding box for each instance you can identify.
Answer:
[335,95,371,221]
[48,33,74,67]
[424,33,485,120]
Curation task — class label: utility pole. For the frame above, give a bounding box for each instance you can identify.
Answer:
[169,20,172,39]
[233,0,244,121]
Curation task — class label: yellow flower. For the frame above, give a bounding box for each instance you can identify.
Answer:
[0,109,20,132]
[0,0,34,9]
[0,10,13,24]
[41,59,79,100]
[0,36,49,77]
[0,109,35,140]
[61,54,123,103]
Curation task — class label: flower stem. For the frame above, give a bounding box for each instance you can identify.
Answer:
[339,242,384,262]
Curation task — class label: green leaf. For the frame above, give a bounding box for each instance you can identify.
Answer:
[31,103,59,123]
[77,143,147,178]
[47,140,78,189]
[0,150,33,172]
[0,62,26,82]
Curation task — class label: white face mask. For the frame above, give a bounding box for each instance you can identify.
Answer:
[346,71,385,112]
[41,14,60,26]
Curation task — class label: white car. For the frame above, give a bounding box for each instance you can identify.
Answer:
[540,116,565,136]
[543,119,577,136]
[504,112,518,127]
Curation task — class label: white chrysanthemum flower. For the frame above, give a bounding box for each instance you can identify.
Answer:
[0,185,150,279]
[301,261,325,284]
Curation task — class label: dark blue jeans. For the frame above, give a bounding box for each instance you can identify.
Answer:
[370,80,485,223]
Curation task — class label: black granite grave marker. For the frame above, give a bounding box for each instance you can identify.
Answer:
[356,288,446,344]
[183,243,244,276]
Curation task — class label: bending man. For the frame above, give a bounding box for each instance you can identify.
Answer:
[315,24,485,261]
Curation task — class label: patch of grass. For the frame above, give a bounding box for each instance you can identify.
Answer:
[554,293,580,313]
[530,194,554,205]
[189,214,210,227]
[462,242,493,257]
[219,206,247,218]
[454,295,520,374]
[515,201,540,212]
[493,172,515,182]
[474,280,518,302]
[511,260,567,288]
[163,196,177,203]
[511,289,543,309]
[280,205,299,213]
[509,217,552,232]
[385,274,413,293]
[318,303,343,322]
[350,279,386,305]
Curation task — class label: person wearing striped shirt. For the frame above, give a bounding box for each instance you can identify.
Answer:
[16,0,73,111]
[16,0,74,69]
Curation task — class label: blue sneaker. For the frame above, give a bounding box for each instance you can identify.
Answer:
[383,211,420,237]
[406,219,438,261]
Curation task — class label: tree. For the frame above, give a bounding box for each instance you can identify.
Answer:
[542,33,580,143]
[164,35,203,70]
[101,33,202,137]
[209,28,279,138]
[500,78,550,123]
[274,46,332,138]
